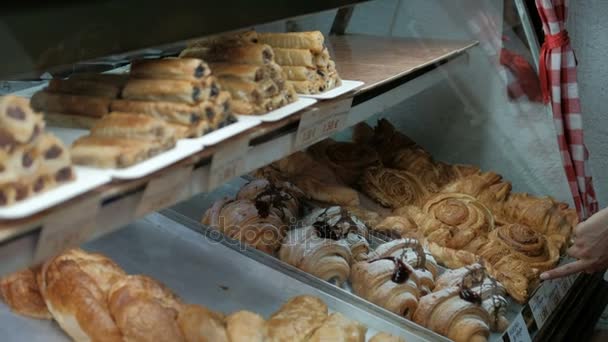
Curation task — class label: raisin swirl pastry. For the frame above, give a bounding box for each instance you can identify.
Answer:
[308,139,380,186]
[236,178,304,224]
[350,239,427,318]
[361,167,429,209]
[202,198,286,254]
[303,206,370,262]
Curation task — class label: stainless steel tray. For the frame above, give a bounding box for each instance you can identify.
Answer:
[0,212,434,341]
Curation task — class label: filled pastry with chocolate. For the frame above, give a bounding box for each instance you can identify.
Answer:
[130,57,211,81]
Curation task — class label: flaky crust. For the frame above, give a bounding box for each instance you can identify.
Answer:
[308,312,367,342]
[131,57,211,81]
[369,332,407,342]
[0,267,51,319]
[266,295,328,342]
[30,91,110,118]
[122,78,219,104]
[360,167,428,209]
[257,31,325,53]
[71,135,168,169]
[226,310,267,342]
[177,304,228,342]
[110,98,216,126]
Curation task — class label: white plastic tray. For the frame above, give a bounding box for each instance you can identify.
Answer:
[299,80,365,100]
[0,167,112,220]
[185,115,261,147]
[237,97,317,123]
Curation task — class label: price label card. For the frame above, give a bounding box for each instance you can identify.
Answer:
[294,98,353,150]
[208,137,249,191]
[506,313,532,342]
[135,166,193,217]
[35,195,100,261]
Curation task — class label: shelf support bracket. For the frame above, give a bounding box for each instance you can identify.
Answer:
[330,6,355,35]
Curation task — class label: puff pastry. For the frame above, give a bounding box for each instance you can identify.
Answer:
[257,31,325,53]
[218,77,278,103]
[236,178,304,223]
[47,78,122,98]
[71,135,167,168]
[181,43,275,65]
[374,216,419,239]
[177,304,228,342]
[273,48,315,67]
[308,312,367,342]
[89,112,176,148]
[0,95,44,147]
[369,332,407,342]
[130,57,211,81]
[210,63,272,82]
[282,66,317,81]
[391,148,454,192]
[44,112,100,129]
[226,310,267,342]
[35,133,74,189]
[111,98,215,126]
[0,267,51,319]
[266,295,328,342]
[30,91,111,118]
[360,167,428,209]
[288,80,325,94]
[122,77,219,104]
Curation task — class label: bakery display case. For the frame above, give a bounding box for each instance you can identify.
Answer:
[1,0,607,341]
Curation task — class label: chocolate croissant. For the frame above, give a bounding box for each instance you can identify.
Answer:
[236,178,304,224]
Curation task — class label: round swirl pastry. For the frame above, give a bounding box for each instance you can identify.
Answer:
[360,167,428,209]
[279,226,352,285]
[236,178,304,224]
[350,239,428,318]
[308,139,380,186]
[304,206,370,262]
[202,198,286,254]
[413,285,491,342]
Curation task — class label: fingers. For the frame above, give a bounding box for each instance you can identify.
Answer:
[540,259,593,280]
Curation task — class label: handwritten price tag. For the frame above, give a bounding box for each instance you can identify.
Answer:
[506,313,532,342]
[294,98,353,150]
[208,137,249,191]
[135,166,193,217]
[34,196,100,261]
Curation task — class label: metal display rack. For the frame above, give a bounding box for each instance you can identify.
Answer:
[0,1,606,341]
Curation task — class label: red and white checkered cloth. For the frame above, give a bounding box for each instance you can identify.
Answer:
[536,0,598,218]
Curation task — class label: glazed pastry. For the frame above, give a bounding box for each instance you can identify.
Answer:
[282,66,317,81]
[351,239,427,318]
[266,295,328,342]
[0,267,51,319]
[30,91,111,118]
[225,310,267,342]
[236,178,304,224]
[304,206,370,262]
[89,112,176,148]
[201,198,286,254]
[111,98,216,126]
[108,275,184,342]
[47,78,122,98]
[181,43,275,65]
[130,58,211,81]
[279,225,352,285]
[360,167,428,209]
[177,304,228,342]
[308,312,367,342]
[122,77,220,104]
[0,95,44,147]
[71,136,167,168]
[273,48,315,67]
[35,133,74,190]
[369,332,407,342]
[308,139,380,186]
[257,31,325,53]
[37,249,126,342]
[413,285,491,342]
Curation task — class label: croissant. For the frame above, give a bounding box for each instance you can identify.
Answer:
[351,239,428,318]
[202,198,286,254]
[0,266,51,319]
[374,216,420,239]
[308,312,367,342]
[482,255,538,304]
[390,148,454,192]
[236,178,304,224]
[413,285,491,342]
[266,295,328,342]
[369,332,407,342]
[37,248,126,342]
[177,304,229,342]
[308,139,380,186]
[360,167,428,209]
[279,226,352,285]
[226,310,267,342]
[303,206,370,262]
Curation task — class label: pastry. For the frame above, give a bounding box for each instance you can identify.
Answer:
[218,77,278,105]
[441,171,512,212]
[47,78,122,98]
[483,257,538,304]
[89,112,176,148]
[374,216,419,239]
[353,120,416,164]
[273,48,315,67]
[360,167,428,209]
[343,206,382,229]
[44,112,100,129]
[37,249,126,342]
[122,77,220,104]
[266,295,328,342]
[350,239,428,318]
[130,58,211,81]
[314,48,331,68]
[210,63,273,82]
[308,139,380,186]
[35,133,74,190]
[71,136,167,168]
[304,206,370,262]
[391,148,454,192]
[108,275,184,342]
[413,285,491,342]
[0,95,44,147]
[369,332,407,342]
[110,98,217,126]
[225,311,267,342]
[177,304,229,342]
[236,178,304,224]
[181,43,275,65]
[188,30,259,48]
[279,225,352,285]
[288,80,325,94]
[424,241,480,269]
[68,73,129,86]
[308,312,367,342]
[201,198,286,254]
[30,91,111,118]
[257,31,325,53]
[281,66,317,81]
[0,267,51,319]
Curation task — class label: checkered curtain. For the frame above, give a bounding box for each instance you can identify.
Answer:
[535,0,598,218]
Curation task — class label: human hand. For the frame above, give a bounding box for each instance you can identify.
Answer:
[541,207,608,280]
